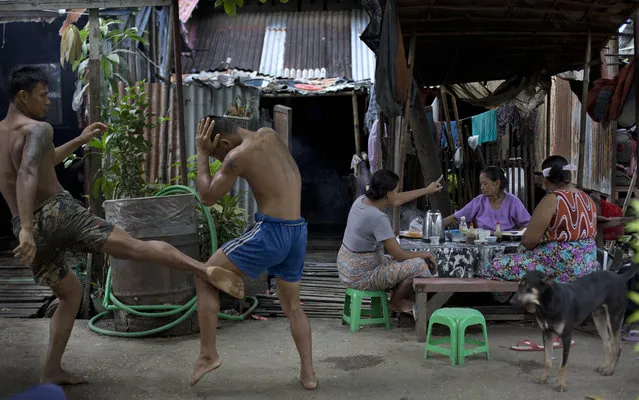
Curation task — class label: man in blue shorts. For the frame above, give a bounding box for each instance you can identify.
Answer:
[192,116,317,390]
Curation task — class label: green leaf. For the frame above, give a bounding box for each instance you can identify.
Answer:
[107,53,120,64]
[236,0,244,7]
[629,291,639,304]
[224,0,237,16]
[627,309,639,325]
[86,138,105,149]
[215,0,223,6]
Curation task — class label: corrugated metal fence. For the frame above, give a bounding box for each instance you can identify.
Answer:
[534,76,614,195]
[135,83,260,224]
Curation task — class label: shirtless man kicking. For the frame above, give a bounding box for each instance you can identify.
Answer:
[191,116,317,390]
[0,66,244,385]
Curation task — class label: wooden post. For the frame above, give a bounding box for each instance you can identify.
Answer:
[392,33,416,234]
[82,8,102,319]
[171,0,188,186]
[545,85,551,158]
[577,31,591,188]
[352,93,361,154]
[634,11,639,179]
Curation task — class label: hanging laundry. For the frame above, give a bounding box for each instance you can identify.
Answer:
[373,0,406,117]
[472,109,498,145]
[497,104,521,137]
[368,119,384,173]
[587,60,635,124]
[365,86,379,134]
[351,153,372,198]
[441,121,460,149]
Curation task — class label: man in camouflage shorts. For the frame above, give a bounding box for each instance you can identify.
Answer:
[0,66,244,386]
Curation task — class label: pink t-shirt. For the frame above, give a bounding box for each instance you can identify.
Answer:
[453,192,531,232]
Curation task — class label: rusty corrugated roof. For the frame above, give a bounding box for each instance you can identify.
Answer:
[182,10,375,81]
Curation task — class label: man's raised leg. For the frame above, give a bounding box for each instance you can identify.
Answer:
[42,273,87,385]
[102,227,244,299]
[191,249,246,385]
[276,278,317,390]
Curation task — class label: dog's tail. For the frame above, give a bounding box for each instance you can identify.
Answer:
[620,264,639,281]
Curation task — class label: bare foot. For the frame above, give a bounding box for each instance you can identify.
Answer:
[297,373,318,390]
[205,266,244,299]
[191,356,222,386]
[42,369,89,385]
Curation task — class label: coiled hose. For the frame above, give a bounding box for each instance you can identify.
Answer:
[88,185,258,337]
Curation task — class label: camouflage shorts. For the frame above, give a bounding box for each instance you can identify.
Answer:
[12,191,115,288]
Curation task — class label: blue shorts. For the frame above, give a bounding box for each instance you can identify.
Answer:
[221,213,307,282]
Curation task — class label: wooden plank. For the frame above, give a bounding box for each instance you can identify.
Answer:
[0,303,49,309]
[0,0,171,11]
[413,278,519,292]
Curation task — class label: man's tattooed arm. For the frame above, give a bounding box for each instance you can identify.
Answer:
[17,123,53,231]
[198,154,241,206]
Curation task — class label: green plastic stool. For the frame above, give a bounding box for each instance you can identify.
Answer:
[424,308,490,366]
[342,288,391,332]
[457,308,490,366]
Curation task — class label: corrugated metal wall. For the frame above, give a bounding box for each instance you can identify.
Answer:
[535,76,614,195]
[182,85,260,224]
[138,83,260,224]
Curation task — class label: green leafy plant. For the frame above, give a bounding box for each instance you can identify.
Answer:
[65,18,147,121]
[152,154,247,261]
[624,200,639,355]
[214,0,290,16]
[86,82,164,200]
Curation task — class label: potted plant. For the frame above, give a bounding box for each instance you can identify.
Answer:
[155,155,246,262]
[223,91,256,129]
[85,82,202,336]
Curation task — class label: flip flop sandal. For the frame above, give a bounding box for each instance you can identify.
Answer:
[511,339,544,351]
[622,330,639,342]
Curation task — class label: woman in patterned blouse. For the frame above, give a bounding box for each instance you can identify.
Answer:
[478,155,599,283]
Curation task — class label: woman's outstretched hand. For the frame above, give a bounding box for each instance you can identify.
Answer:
[426,175,444,195]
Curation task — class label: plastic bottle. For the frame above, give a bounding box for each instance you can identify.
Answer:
[459,216,468,233]
[494,220,503,243]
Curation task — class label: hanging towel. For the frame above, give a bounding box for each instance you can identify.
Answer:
[472,109,498,145]
[368,119,383,173]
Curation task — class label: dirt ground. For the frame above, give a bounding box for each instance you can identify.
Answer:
[0,317,638,400]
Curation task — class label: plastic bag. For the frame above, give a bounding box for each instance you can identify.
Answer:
[409,216,423,234]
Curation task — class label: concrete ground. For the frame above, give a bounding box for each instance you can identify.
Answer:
[0,318,637,400]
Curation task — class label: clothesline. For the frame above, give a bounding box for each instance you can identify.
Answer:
[437,108,495,124]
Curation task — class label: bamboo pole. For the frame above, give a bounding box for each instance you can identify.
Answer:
[577,31,591,188]
[171,0,188,186]
[82,8,102,319]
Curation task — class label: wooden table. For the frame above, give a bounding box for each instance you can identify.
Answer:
[412,278,520,342]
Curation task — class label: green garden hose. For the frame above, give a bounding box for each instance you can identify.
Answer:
[88,185,258,338]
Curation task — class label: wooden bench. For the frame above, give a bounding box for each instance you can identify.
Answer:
[413,278,520,342]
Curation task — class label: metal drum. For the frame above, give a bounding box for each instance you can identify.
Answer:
[103,194,199,336]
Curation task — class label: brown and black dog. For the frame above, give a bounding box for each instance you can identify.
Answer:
[511,265,639,392]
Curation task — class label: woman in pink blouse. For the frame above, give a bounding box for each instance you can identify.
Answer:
[443,166,531,232]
